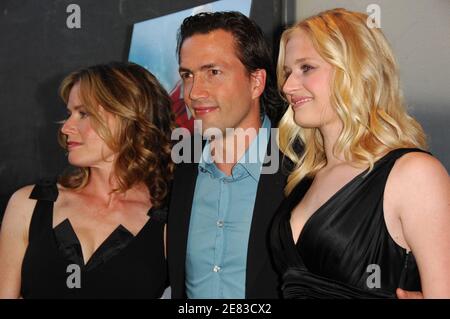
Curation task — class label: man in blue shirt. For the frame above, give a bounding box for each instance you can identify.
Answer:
[167,11,287,299]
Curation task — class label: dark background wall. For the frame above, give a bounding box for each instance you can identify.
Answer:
[0,0,293,221]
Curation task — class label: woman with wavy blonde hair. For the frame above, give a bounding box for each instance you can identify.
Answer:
[270,8,450,298]
[0,62,174,298]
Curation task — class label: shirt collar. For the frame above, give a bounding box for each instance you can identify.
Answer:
[198,115,271,182]
[236,115,271,181]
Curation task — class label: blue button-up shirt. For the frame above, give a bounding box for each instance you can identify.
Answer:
[185,116,271,299]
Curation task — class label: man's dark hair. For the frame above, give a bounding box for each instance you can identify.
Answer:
[177,11,286,124]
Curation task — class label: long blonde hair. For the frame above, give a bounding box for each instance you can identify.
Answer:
[277,8,427,194]
[58,62,175,208]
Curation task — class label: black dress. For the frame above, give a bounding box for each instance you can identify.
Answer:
[21,181,168,299]
[270,148,426,298]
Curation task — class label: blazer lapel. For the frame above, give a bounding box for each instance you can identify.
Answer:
[168,162,199,298]
[245,142,286,297]
[168,136,205,298]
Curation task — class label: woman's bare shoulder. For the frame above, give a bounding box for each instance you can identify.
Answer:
[387,150,449,222]
[1,185,38,243]
[390,151,448,190]
[7,185,37,214]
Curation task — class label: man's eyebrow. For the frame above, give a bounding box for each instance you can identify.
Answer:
[178,66,191,73]
[199,63,217,71]
[179,63,218,73]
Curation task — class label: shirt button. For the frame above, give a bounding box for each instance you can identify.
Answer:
[213,265,221,273]
[216,220,224,228]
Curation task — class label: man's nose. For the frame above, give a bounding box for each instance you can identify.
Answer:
[188,77,209,100]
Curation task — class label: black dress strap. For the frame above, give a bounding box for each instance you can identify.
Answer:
[28,179,58,242]
[29,178,58,202]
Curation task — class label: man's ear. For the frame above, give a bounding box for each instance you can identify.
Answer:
[250,69,266,100]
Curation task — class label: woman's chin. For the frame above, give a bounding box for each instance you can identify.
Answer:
[294,119,317,129]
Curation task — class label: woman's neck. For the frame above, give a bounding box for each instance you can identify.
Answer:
[319,120,346,168]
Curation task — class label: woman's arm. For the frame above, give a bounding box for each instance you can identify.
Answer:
[0,186,35,298]
[390,152,450,298]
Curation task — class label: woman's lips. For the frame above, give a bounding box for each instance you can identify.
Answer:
[291,96,313,109]
[67,141,82,149]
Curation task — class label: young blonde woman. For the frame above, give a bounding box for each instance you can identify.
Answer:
[0,62,174,298]
[270,8,450,298]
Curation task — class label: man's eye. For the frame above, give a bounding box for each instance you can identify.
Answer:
[210,69,221,75]
[180,72,192,80]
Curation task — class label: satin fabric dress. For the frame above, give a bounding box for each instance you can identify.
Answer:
[270,148,425,298]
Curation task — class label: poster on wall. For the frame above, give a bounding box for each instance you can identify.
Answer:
[128,0,252,132]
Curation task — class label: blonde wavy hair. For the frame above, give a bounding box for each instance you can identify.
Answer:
[277,8,427,194]
[58,62,175,208]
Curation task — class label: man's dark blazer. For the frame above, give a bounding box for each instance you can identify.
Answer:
[167,135,287,299]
